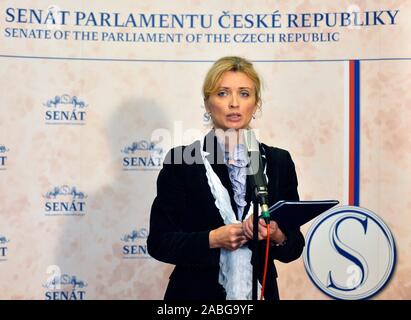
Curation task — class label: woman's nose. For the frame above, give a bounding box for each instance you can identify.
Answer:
[230,94,239,108]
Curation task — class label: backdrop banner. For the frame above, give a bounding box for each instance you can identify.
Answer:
[0,0,410,300]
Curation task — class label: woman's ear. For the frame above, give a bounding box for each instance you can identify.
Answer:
[253,103,259,115]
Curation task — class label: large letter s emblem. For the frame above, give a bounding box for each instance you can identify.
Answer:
[327,214,369,291]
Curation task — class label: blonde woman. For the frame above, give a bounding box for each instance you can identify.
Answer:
[148,56,304,300]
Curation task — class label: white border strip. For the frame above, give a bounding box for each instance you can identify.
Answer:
[343,61,350,205]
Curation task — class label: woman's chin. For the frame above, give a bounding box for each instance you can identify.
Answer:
[223,121,247,130]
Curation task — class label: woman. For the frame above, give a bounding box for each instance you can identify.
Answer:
[147,56,305,300]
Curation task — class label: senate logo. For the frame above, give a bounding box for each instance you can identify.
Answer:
[303,205,396,300]
[43,185,87,216]
[43,266,87,300]
[0,234,10,262]
[121,228,151,259]
[43,94,88,125]
[121,139,163,171]
[0,145,9,170]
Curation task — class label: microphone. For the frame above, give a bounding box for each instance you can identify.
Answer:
[242,129,270,223]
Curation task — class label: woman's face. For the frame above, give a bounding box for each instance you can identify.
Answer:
[205,71,258,130]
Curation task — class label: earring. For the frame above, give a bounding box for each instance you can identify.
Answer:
[203,111,212,122]
[252,113,256,119]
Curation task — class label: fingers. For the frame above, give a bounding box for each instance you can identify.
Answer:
[239,237,248,246]
[226,219,282,246]
[223,223,248,251]
[243,215,272,240]
[270,220,279,231]
[257,223,267,239]
[242,219,253,239]
[230,223,245,235]
[226,236,248,251]
[246,218,280,241]
[243,216,270,240]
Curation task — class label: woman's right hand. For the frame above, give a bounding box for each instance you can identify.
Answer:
[209,223,248,251]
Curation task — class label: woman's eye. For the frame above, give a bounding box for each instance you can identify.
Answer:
[217,91,228,97]
[240,91,250,97]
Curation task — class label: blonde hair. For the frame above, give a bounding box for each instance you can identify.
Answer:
[202,56,262,109]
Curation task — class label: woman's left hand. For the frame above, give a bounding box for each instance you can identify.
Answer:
[242,214,286,244]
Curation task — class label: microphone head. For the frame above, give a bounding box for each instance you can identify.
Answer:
[242,129,261,176]
[242,129,269,206]
[242,129,259,153]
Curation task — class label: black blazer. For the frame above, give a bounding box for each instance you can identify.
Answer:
[147,131,305,300]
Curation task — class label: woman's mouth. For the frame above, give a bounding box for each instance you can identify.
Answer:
[226,113,242,121]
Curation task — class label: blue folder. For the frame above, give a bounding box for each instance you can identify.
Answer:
[267,200,339,230]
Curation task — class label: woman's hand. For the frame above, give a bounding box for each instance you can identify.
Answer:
[209,223,248,251]
[242,214,286,244]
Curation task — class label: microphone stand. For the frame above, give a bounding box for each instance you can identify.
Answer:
[242,129,270,300]
[251,189,270,301]
[252,196,259,301]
